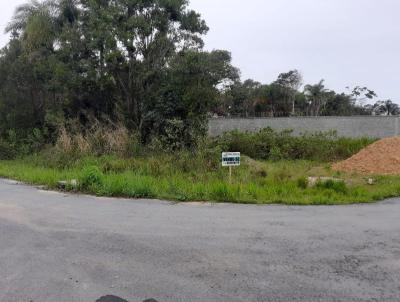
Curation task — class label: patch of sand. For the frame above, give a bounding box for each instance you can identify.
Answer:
[333,136,400,175]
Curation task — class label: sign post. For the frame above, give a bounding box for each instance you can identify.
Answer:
[222,152,241,183]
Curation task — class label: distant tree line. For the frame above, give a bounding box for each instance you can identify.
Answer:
[214,70,399,118]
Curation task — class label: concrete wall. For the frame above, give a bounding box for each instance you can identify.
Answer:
[208,116,400,138]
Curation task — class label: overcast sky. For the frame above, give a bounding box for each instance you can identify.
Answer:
[1,0,399,101]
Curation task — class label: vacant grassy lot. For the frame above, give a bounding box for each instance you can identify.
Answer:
[1,153,400,205]
[1,128,397,205]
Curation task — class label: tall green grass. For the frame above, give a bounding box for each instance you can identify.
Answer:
[0,127,392,205]
[1,152,400,205]
[213,128,375,161]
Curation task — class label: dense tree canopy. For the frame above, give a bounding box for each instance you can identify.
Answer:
[0,0,238,147]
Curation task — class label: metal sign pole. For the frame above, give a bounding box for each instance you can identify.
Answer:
[229,166,232,184]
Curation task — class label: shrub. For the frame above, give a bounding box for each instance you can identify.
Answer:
[80,166,103,189]
[213,128,375,162]
[147,117,208,152]
[316,180,348,194]
[297,177,309,189]
[0,140,16,160]
[270,146,283,160]
[0,128,48,159]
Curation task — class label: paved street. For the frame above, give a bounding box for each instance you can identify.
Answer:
[1,178,400,302]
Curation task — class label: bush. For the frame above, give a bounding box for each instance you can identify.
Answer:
[0,128,48,160]
[297,177,309,189]
[0,140,16,160]
[80,166,104,189]
[213,128,375,162]
[148,117,208,152]
[316,180,348,194]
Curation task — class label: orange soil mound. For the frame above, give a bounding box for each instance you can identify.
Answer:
[332,136,400,175]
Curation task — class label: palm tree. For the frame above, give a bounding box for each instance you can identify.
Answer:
[5,0,79,51]
[274,70,302,116]
[54,0,79,28]
[5,0,55,33]
[5,1,56,51]
[304,79,330,116]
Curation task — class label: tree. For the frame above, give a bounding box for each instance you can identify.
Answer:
[6,0,55,33]
[0,0,239,149]
[7,0,79,34]
[264,83,288,117]
[145,50,239,147]
[322,93,350,116]
[304,80,330,116]
[348,86,377,105]
[372,100,400,116]
[79,0,209,134]
[273,70,302,116]
[223,79,263,117]
[1,0,81,137]
[343,86,378,116]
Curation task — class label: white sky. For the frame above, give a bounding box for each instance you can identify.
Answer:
[1,0,399,101]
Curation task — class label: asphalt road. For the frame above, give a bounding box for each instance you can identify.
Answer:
[1,179,400,302]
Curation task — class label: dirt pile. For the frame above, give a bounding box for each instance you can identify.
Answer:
[333,136,400,175]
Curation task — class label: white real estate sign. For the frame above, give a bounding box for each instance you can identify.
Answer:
[222,152,241,167]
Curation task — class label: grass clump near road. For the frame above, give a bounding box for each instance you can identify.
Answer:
[2,127,399,205]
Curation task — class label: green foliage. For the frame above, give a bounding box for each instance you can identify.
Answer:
[79,165,103,190]
[216,74,375,118]
[0,1,393,206]
[0,0,237,150]
[126,179,156,199]
[2,152,400,205]
[0,140,16,160]
[303,80,330,116]
[316,180,348,194]
[372,100,400,116]
[0,127,48,160]
[297,177,309,189]
[213,128,375,162]
[0,127,389,205]
[210,182,235,202]
[0,0,380,152]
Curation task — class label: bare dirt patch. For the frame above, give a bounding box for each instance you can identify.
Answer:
[333,136,400,175]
